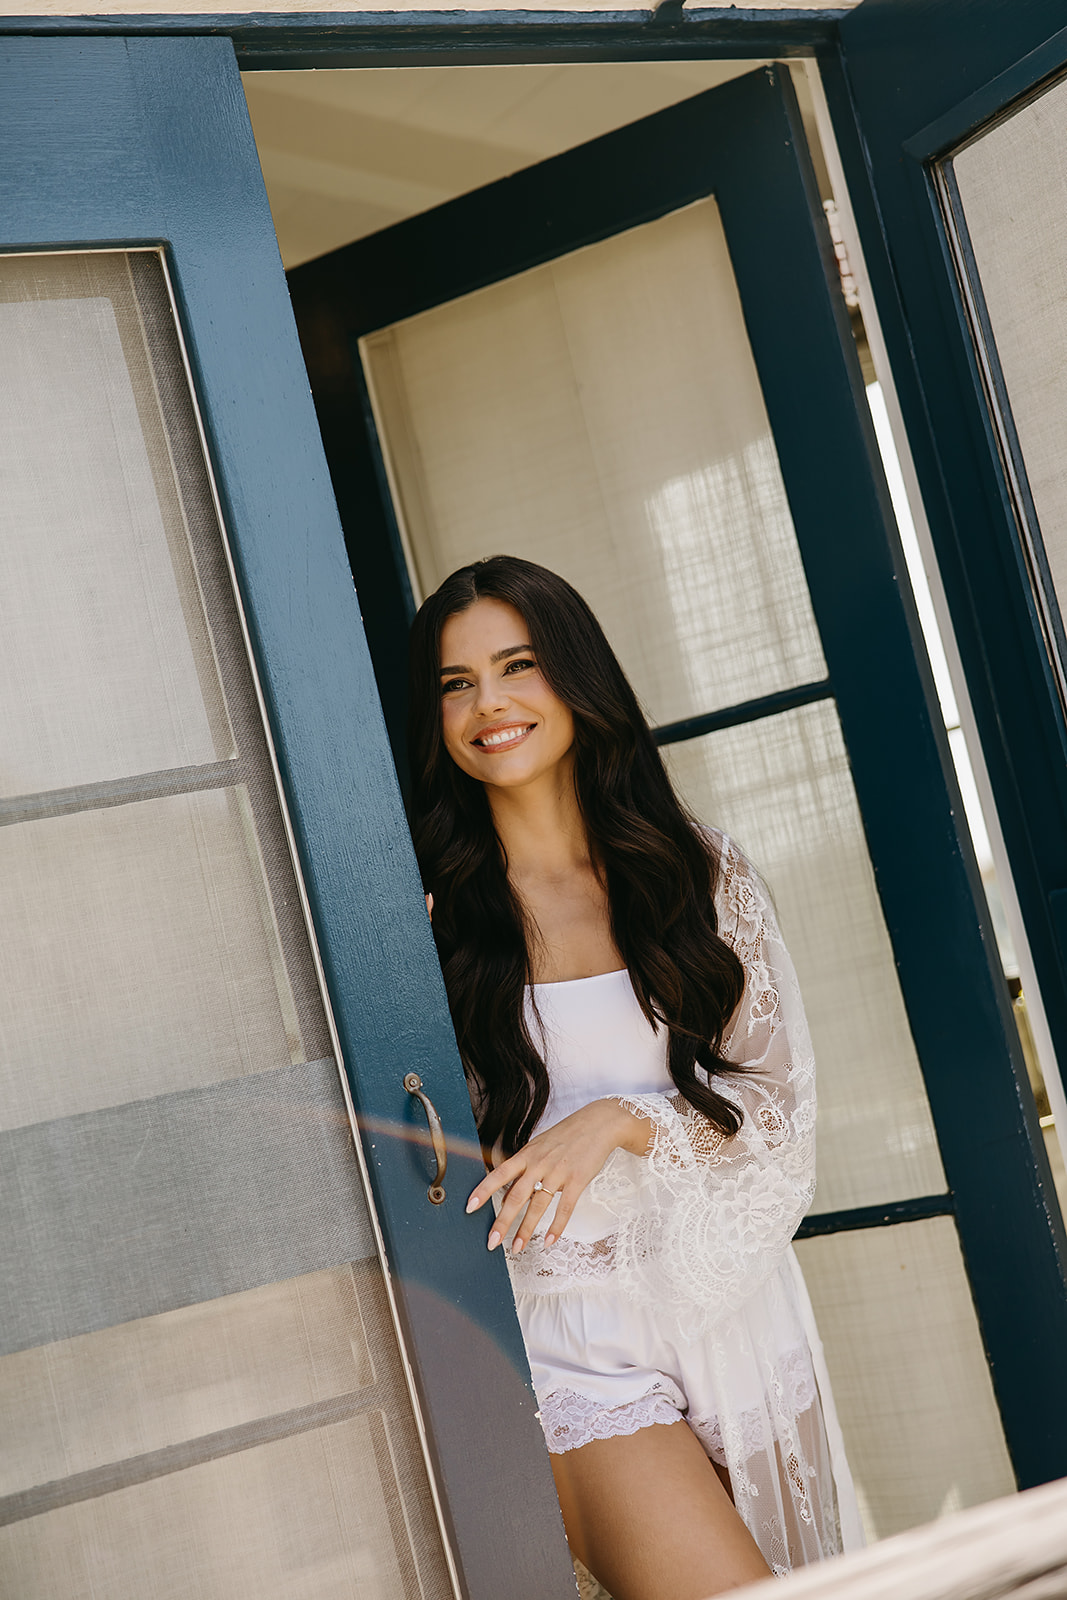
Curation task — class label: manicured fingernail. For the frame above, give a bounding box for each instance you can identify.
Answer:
[466,1196,481,1213]
[512,1238,525,1254]
[544,1234,556,1249]
[487,1230,501,1251]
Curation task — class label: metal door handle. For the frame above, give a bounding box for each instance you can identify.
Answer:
[403,1072,447,1204]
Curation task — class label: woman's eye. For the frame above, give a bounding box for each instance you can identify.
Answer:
[504,658,536,673]
[441,677,470,695]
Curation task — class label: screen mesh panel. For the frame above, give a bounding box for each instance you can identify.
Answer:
[0,269,232,794]
[1,1415,425,1600]
[795,1219,1014,1539]
[0,1267,375,1496]
[663,701,944,1212]
[362,196,827,728]
[0,790,307,1127]
[953,73,1067,655]
[0,251,453,1599]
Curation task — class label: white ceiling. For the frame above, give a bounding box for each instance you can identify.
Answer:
[242,60,790,269]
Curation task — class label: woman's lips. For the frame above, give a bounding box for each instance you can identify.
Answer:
[472,724,534,752]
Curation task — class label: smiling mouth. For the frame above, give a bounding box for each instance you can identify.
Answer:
[472,724,534,751]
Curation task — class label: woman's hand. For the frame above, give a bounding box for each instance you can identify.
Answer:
[466,1098,652,1253]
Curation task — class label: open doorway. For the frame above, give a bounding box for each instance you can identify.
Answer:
[242,56,1057,1544]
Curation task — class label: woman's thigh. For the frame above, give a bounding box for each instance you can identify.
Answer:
[550,1420,770,1600]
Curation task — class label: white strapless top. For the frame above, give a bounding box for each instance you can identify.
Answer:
[522,968,673,1240]
[525,968,672,1126]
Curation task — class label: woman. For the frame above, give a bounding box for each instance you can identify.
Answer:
[408,555,860,1600]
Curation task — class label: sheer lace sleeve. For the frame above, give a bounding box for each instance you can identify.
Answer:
[586,834,817,1336]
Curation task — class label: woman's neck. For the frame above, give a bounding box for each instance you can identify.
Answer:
[487,756,620,982]
[486,755,592,883]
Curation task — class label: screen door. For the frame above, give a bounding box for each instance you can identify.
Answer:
[0,244,455,1600]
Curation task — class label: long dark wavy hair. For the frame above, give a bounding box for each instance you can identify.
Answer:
[408,555,747,1158]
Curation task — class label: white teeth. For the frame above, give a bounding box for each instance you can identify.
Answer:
[477,727,529,748]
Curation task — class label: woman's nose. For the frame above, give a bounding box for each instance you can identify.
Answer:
[473,674,507,716]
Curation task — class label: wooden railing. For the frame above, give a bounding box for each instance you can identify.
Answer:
[740,1478,1067,1600]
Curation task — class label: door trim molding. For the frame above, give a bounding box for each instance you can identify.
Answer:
[0,9,845,70]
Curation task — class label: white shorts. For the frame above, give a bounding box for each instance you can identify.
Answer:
[514,1270,815,1465]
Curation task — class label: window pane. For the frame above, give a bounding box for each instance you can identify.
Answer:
[0,1413,434,1600]
[0,788,312,1126]
[953,73,1067,664]
[0,1265,376,1497]
[663,700,946,1211]
[363,196,826,727]
[795,1219,1014,1539]
[0,255,233,794]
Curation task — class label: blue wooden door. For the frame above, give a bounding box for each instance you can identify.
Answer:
[289,63,1067,1511]
[0,36,575,1600]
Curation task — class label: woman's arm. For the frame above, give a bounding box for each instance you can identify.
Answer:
[587,835,817,1329]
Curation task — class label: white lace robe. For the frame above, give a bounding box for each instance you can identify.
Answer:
[505,835,862,1577]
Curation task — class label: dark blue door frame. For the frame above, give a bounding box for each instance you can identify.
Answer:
[824,0,1067,1485]
[0,9,842,69]
[287,62,1067,1490]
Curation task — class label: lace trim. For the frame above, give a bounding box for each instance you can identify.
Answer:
[574,836,817,1338]
[573,1559,612,1600]
[539,1383,682,1454]
[538,1346,816,1467]
[507,1230,617,1291]
[688,1346,817,1467]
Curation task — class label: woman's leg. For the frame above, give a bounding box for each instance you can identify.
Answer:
[550,1420,771,1600]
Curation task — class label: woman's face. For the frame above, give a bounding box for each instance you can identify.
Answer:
[438,597,576,792]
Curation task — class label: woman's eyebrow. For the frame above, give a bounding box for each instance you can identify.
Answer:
[439,644,533,674]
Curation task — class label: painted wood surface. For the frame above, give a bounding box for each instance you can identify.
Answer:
[0,8,851,73]
[4,1,857,15]
[743,1478,1067,1600]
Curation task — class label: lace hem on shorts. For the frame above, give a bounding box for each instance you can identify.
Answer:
[539,1383,682,1453]
[538,1344,815,1467]
[689,1345,817,1467]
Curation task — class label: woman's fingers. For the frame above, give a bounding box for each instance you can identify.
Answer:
[543,1190,578,1248]
[466,1155,568,1252]
[503,1182,560,1253]
[490,1168,557,1248]
[467,1100,630,1250]
[466,1153,523,1214]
